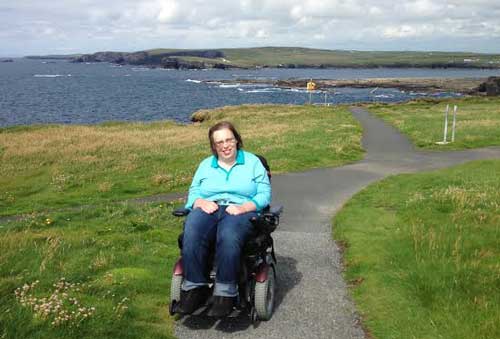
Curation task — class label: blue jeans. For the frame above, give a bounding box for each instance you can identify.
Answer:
[181,206,256,297]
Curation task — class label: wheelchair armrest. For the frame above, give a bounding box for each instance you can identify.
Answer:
[251,205,283,234]
[172,207,190,217]
[268,204,283,216]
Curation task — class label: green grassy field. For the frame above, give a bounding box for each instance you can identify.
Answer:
[2,98,499,339]
[334,160,500,339]
[0,201,181,339]
[0,105,363,217]
[368,96,500,150]
[147,47,500,68]
[0,103,363,339]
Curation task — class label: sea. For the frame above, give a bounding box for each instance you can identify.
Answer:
[1,58,500,128]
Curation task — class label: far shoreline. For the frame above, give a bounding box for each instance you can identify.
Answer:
[208,77,487,95]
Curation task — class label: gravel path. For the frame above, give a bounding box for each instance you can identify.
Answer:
[174,107,500,339]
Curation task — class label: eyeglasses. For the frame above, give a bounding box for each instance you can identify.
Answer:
[214,137,236,148]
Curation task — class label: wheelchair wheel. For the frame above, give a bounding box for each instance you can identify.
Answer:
[170,274,183,304]
[254,265,276,321]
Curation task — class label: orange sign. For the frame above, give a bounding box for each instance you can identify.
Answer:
[306,80,316,91]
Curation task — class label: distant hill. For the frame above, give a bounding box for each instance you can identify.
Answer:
[34,47,500,69]
[25,54,83,60]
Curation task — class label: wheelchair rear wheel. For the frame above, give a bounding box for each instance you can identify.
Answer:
[254,265,276,321]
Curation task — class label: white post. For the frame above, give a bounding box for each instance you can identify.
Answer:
[451,105,457,142]
[324,92,327,105]
[443,104,449,143]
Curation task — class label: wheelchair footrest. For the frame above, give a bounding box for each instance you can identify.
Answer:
[191,305,210,316]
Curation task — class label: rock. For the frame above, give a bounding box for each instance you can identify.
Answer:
[124,52,149,65]
[477,76,500,96]
[72,52,126,63]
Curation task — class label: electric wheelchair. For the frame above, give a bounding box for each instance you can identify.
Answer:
[169,156,282,322]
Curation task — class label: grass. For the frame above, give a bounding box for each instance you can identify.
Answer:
[0,104,361,339]
[0,201,182,339]
[147,47,500,69]
[333,160,500,339]
[0,105,363,217]
[367,96,500,150]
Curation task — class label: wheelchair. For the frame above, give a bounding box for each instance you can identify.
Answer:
[169,156,283,322]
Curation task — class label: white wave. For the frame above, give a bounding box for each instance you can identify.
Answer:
[373,94,394,98]
[286,88,308,93]
[245,88,281,93]
[245,89,269,93]
[219,83,241,88]
[34,74,64,78]
[186,79,202,83]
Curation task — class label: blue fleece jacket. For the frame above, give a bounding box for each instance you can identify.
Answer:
[185,150,271,211]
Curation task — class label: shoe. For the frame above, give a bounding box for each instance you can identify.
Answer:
[177,287,210,314]
[207,296,235,317]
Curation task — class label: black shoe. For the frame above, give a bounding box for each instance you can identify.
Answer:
[177,287,210,314]
[207,296,235,317]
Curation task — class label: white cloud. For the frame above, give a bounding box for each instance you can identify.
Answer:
[1,0,500,55]
[369,6,383,16]
[403,0,444,17]
[157,0,181,23]
[383,24,435,38]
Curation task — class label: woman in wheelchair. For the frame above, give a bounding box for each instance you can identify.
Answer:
[177,121,271,317]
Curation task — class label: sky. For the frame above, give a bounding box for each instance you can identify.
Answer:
[1,0,500,56]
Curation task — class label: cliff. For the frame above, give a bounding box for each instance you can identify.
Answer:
[69,47,500,70]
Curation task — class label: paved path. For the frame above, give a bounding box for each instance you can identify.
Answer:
[175,107,500,339]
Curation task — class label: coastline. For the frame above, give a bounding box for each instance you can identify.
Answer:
[206,77,487,94]
[25,47,500,70]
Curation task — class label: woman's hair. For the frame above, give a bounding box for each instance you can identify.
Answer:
[208,121,244,155]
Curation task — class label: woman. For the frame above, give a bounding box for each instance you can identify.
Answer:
[178,121,272,317]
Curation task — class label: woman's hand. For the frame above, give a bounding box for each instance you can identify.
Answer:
[226,202,256,215]
[194,199,219,214]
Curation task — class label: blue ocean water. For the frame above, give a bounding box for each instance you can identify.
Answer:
[1,58,499,127]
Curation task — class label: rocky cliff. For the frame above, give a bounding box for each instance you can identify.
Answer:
[477,77,500,96]
[72,50,231,69]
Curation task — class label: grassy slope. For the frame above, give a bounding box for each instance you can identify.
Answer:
[148,47,500,68]
[0,103,363,338]
[0,201,181,339]
[0,105,363,216]
[367,96,500,150]
[334,160,500,339]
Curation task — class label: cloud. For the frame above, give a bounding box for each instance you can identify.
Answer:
[383,24,435,38]
[1,0,500,56]
[403,0,445,17]
[157,0,181,23]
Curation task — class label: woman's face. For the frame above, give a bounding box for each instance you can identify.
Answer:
[212,128,237,162]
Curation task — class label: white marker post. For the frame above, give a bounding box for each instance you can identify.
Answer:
[451,105,457,142]
[436,104,450,145]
